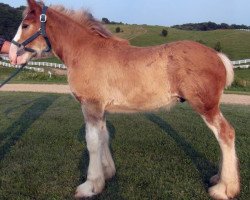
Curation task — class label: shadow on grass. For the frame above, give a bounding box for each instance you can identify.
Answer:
[77,121,124,199]
[0,95,58,161]
[145,113,218,189]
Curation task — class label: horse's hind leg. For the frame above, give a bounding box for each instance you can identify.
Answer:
[203,111,240,199]
[189,99,240,199]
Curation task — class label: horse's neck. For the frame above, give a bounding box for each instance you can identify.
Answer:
[46,9,96,66]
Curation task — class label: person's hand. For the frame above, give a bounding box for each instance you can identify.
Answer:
[1,41,11,54]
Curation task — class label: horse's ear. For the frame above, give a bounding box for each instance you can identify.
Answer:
[27,0,38,9]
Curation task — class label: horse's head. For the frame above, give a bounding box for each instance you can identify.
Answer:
[9,0,51,65]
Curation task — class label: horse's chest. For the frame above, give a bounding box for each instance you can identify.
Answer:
[67,68,102,103]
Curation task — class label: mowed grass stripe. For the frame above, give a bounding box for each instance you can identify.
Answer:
[0,93,249,199]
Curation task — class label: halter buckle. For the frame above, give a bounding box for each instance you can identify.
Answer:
[40,14,47,22]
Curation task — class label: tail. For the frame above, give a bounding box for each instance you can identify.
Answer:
[217,53,234,88]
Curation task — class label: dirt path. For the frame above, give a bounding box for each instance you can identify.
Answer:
[1,84,250,105]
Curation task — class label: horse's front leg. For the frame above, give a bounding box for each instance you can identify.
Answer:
[75,104,106,198]
[100,120,116,180]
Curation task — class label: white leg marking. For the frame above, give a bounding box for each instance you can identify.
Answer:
[85,123,103,180]
[75,122,105,198]
[202,114,240,199]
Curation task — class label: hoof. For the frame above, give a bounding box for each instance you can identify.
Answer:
[75,181,95,199]
[209,181,240,200]
[75,178,105,199]
[226,181,240,199]
[209,183,228,200]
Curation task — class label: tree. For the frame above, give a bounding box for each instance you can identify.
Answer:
[220,23,229,29]
[214,41,222,52]
[162,29,168,37]
[102,18,110,24]
[115,27,121,33]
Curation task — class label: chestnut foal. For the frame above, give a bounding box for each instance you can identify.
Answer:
[9,1,240,199]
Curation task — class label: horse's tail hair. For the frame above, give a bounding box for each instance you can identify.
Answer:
[217,53,234,88]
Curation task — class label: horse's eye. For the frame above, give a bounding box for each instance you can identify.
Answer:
[22,24,29,29]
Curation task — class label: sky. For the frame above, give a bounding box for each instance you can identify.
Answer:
[2,0,250,26]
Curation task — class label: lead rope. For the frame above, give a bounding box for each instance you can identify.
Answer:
[0,64,26,88]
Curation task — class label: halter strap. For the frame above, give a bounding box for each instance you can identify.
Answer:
[11,5,51,56]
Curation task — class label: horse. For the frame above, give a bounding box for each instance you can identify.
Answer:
[9,0,240,199]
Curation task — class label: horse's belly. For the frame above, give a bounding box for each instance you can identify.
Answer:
[105,90,176,113]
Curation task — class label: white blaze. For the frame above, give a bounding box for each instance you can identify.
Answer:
[13,24,22,42]
[9,23,33,65]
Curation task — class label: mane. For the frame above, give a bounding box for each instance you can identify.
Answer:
[50,5,129,44]
[50,5,114,39]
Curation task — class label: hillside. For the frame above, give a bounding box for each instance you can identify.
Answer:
[108,24,250,60]
[34,24,250,62]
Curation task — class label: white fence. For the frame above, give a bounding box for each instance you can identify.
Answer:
[236,29,250,32]
[232,59,250,65]
[0,55,66,69]
[0,61,45,72]
[232,59,250,69]
[27,61,66,69]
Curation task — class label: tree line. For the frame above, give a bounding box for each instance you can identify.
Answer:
[172,21,250,31]
[0,3,24,40]
[102,18,123,25]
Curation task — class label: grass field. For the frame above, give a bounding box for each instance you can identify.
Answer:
[108,25,250,60]
[0,92,249,199]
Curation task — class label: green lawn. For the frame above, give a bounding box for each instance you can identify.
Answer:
[0,92,249,199]
[234,68,250,81]
[227,68,250,92]
[35,56,62,63]
[0,67,67,84]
